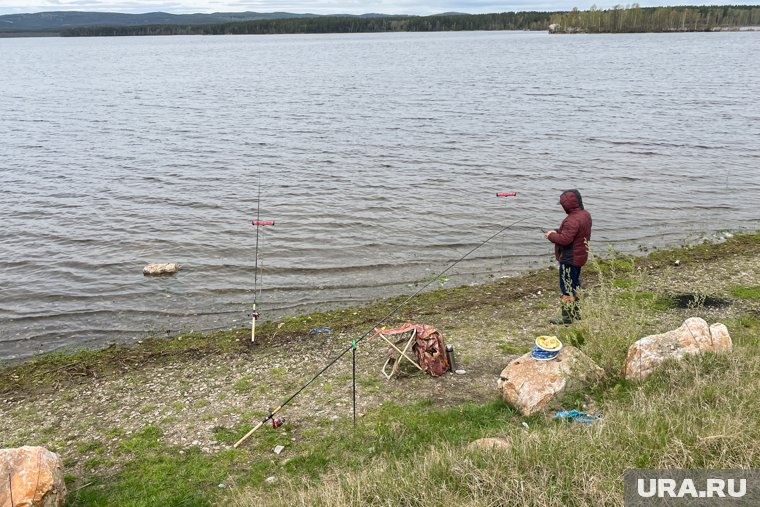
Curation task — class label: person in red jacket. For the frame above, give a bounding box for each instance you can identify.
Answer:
[544,189,592,324]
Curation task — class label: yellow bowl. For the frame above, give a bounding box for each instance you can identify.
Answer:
[535,335,562,352]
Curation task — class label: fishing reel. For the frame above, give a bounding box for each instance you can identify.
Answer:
[251,309,260,321]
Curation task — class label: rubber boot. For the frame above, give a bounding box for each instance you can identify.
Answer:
[549,303,574,325]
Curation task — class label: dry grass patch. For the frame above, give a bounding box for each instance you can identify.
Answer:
[228,346,760,507]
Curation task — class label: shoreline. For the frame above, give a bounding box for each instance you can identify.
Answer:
[2,230,757,391]
[0,228,746,366]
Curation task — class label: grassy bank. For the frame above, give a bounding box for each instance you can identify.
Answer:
[1,232,759,506]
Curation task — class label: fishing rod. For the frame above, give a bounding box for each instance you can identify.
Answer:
[251,177,275,343]
[235,196,524,448]
[497,191,546,233]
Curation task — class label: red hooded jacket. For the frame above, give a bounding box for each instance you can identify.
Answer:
[549,190,592,267]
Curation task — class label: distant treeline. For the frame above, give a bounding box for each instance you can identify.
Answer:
[61,12,554,36]
[550,4,760,33]
[59,6,760,37]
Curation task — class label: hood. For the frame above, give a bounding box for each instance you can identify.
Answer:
[560,189,584,213]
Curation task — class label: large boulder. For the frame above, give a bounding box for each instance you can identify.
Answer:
[497,346,604,416]
[0,446,66,507]
[624,317,732,381]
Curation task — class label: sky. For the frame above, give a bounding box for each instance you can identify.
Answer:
[0,0,758,16]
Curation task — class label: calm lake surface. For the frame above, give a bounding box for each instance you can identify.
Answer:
[1,31,759,360]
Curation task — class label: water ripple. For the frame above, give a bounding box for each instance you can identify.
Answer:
[1,31,759,360]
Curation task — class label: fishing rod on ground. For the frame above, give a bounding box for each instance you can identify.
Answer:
[251,177,275,343]
[234,195,525,448]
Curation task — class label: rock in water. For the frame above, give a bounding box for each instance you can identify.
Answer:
[143,263,181,276]
[497,346,604,416]
[0,446,67,507]
[624,317,732,381]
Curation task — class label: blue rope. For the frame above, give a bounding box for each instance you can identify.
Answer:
[554,410,601,424]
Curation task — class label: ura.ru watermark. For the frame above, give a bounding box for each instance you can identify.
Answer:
[624,470,759,506]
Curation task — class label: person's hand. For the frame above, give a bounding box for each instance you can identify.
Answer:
[544,230,556,239]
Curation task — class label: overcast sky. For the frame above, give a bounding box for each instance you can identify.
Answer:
[0,0,758,16]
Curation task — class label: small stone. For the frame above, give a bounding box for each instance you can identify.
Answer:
[455,369,466,375]
[674,259,681,266]
[143,263,181,276]
[273,445,285,455]
[265,476,277,484]
[467,437,511,451]
[218,483,226,489]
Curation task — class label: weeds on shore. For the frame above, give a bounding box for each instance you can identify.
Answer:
[228,342,759,507]
[225,241,760,507]
[572,247,666,376]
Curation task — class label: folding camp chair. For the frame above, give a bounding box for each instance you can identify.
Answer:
[375,326,425,380]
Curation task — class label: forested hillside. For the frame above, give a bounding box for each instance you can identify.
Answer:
[3,6,758,37]
[61,12,554,36]
[550,4,760,33]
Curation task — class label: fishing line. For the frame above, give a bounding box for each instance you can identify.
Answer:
[234,214,528,447]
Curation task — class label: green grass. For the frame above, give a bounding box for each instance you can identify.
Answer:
[76,440,105,454]
[67,425,277,506]
[730,285,760,300]
[269,367,287,378]
[498,341,532,355]
[724,314,760,348]
[232,376,254,394]
[612,278,635,288]
[64,401,521,505]
[228,345,760,507]
[192,399,211,409]
[285,400,518,475]
[615,290,674,311]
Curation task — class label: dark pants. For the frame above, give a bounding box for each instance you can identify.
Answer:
[559,263,582,298]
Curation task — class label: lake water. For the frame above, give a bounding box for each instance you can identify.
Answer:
[1,31,759,360]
